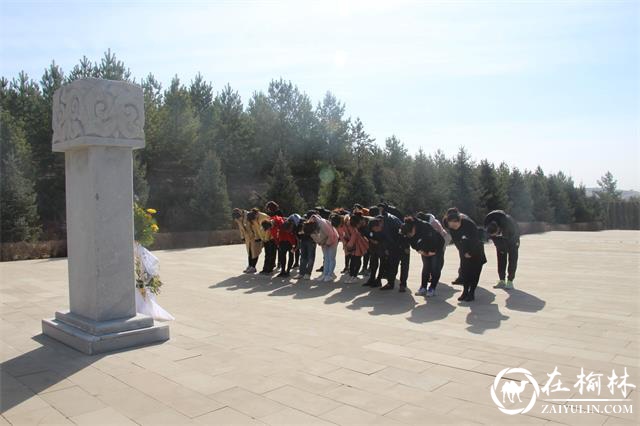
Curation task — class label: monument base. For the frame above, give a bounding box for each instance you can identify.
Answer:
[42,311,169,355]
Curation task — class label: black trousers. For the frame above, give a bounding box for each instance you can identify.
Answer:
[399,249,410,286]
[278,241,295,273]
[262,240,277,272]
[276,243,284,269]
[344,254,351,270]
[367,252,381,283]
[363,252,370,270]
[496,242,519,281]
[461,258,484,297]
[248,255,259,268]
[294,246,300,266]
[421,254,442,290]
[384,249,401,284]
[349,256,362,277]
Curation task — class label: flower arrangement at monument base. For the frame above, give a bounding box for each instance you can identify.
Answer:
[133,205,174,321]
[134,204,160,247]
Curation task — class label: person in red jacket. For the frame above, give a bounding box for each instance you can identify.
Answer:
[278,220,298,277]
[263,215,297,277]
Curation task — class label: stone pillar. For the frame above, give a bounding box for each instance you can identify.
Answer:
[42,78,169,354]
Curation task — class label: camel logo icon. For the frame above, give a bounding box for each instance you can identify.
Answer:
[491,368,540,415]
[501,379,528,403]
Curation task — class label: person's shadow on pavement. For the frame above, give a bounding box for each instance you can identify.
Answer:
[463,286,510,334]
[407,283,457,324]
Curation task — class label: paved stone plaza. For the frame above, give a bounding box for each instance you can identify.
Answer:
[1,230,638,425]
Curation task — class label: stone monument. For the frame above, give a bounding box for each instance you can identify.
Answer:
[42,78,169,354]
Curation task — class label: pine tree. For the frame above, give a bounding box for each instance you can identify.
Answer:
[39,63,66,211]
[317,166,346,209]
[211,84,254,180]
[477,160,508,218]
[380,136,411,210]
[0,111,41,242]
[190,150,231,230]
[496,162,512,211]
[508,168,534,221]
[404,150,445,215]
[547,172,574,224]
[371,157,386,200]
[343,167,377,208]
[596,171,622,202]
[316,92,350,169]
[133,151,150,205]
[528,167,554,222]
[349,117,375,169]
[568,184,597,222]
[266,152,306,215]
[147,76,201,231]
[96,49,132,81]
[450,147,479,220]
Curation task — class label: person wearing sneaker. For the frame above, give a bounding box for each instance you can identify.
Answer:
[402,216,445,297]
[358,215,383,288]
[304,214,339,282]
[265,201,286,270]
[352,205,371,276]
[444,208,487,302]
[262,216,293,277]
[277,220,299,277]
[484,210,520,290]
[248,208,277,274]
[368,212,403,291]
[233,208,262,274]
[330,213,352,274]
[292,211,316,280]
[344,213,370,283]
[285,213,302,270]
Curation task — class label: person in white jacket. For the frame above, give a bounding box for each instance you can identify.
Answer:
[303,214,339,282]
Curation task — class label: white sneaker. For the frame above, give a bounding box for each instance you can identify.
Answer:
[323,275,334,282]
[246,267,256,273]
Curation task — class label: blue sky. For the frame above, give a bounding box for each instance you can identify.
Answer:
[1,0,638,189]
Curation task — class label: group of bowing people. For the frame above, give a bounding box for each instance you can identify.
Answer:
[232,201,520,303]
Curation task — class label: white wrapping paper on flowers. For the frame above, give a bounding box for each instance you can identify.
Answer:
[134,243,174,321]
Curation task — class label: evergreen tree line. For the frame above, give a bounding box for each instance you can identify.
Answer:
[0,51,634,243]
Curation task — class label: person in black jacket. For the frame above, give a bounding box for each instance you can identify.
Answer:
[401,216,445,297]
[377,203,410,292]
[367,213,403,291]
[443,207,487,302]
[484,210,520,289]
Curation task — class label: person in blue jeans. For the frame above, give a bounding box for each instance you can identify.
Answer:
[304,214,339,282]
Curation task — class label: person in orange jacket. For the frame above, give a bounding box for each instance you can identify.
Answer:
[344,213,370,283]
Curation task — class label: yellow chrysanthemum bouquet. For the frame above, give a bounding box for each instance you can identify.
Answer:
[134,204,163,296]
